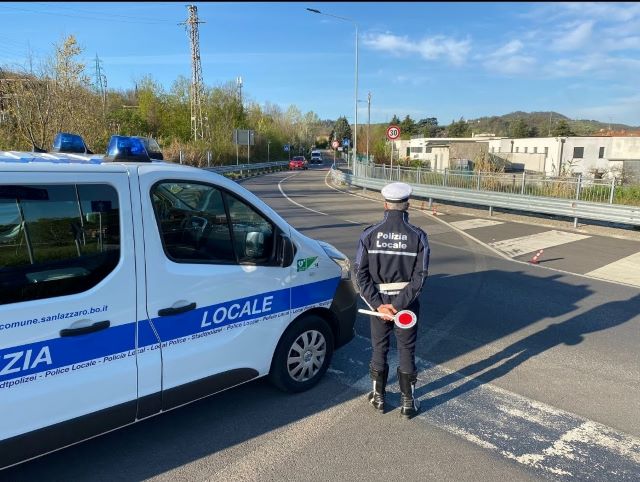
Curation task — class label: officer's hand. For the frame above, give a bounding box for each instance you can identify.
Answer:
[377,304,396,321]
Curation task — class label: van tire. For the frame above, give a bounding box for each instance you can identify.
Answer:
[269,315,334,393]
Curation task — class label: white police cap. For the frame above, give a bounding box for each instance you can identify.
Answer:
[381,182,412,202]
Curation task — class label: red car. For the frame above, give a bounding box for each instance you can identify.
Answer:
[289,156,308,170]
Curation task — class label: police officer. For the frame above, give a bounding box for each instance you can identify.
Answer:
[354,182,430,418]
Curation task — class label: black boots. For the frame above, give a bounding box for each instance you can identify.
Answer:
[368,366,419,418]
[398,369,420,419]
[367,365,389,413]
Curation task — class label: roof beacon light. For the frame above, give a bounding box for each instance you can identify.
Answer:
[105,136,151,162]
[52,132,89,154]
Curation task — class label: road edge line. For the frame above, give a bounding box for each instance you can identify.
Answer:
[324,170,640,290]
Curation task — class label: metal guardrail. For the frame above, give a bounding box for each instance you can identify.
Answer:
[205,161,288,177]
[357,163,621,204]
[332,168,640,226]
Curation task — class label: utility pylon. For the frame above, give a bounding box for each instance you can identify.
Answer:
[236,76,243,103]
[94,54,107,110]
[180,5,205,141]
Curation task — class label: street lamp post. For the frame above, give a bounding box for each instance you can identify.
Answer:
[367,91,371,163]
[267,140,271,162]
[307,8,358,171]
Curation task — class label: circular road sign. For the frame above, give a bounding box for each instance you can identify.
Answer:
[386,125,401,140]
[331,140,340,149]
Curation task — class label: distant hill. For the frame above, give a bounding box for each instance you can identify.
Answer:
[467,111,640,137]
[359,111,640,138]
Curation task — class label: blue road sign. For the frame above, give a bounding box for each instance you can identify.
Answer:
[284,144,290,152]
[342,138,350,147]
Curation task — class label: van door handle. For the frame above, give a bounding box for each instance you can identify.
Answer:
[158,302,197,317]
[60,320,110,337]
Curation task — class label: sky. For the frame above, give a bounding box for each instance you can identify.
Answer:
[1,2,639,126]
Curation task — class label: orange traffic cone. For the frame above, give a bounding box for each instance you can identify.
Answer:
[529,249,544,264]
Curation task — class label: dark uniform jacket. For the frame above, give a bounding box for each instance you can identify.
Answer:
[354,210,430,311]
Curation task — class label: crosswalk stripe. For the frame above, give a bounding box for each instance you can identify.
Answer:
[422,224,454,236]
[331,334,640,481]
[450,219,504,230]
[586,252,640,287]
[488,230,590,257]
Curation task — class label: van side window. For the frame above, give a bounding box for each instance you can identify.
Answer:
[224,193,275,264]
[0,184,120,305]
[151,182,235,263]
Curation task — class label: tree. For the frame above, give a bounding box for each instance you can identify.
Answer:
[400,115,416,138]
[333,116,352,144]
[390,114,400,125]
[135,76,165,137]
[301,110,321,151]
[510,118,530,138]
[447,118,471,137]
[416,117,439,137]
[5,35,101,150]
[552,119,575,137]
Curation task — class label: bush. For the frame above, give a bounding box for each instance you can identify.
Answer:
[614,185,640,206]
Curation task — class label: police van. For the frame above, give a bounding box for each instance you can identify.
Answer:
[0,134,356,469]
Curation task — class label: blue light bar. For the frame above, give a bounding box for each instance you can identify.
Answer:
[105,136,151,162]
[52,132,88,154]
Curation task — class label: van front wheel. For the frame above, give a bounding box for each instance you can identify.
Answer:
[270,315,334,393]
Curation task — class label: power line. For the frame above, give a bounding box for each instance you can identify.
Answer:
[31,2,178,23]
[0,4,175,25]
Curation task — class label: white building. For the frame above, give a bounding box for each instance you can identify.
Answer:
[397,138,492,171]
[397,135,640,178]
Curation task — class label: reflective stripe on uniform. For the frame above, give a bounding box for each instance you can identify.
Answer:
[367,250,417,257]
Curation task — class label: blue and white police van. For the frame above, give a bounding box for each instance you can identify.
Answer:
[0,134,356,469]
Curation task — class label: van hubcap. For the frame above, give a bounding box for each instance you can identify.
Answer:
[287,330,326,382]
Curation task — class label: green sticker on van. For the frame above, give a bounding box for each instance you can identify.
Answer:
[296,256,318,272]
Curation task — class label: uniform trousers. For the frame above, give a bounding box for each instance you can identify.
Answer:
[369,301,419,374]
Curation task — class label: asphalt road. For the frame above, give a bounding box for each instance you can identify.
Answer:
[5,162,639,482]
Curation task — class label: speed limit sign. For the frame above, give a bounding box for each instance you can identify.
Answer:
[386,125,401,140]
[331,140,339,149]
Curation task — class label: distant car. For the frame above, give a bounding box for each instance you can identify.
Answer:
[289,156,308,170]
[133,136,163,160]
[310,151,323,164]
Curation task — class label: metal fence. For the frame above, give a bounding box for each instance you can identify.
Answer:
[205,161,288,178]
[354,163,622,205]
[336,165,640,226]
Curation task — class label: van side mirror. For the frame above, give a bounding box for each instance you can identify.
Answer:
[278,234,295,267]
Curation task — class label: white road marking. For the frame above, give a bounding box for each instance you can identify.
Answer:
[421,224,454,236]
[586,252,640,287]
[324,169,640,289]
[450,218,505,230]
[278,173,361,224]
[489,230,590,257]
[282,171,640,478]
[332,334,640,481]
